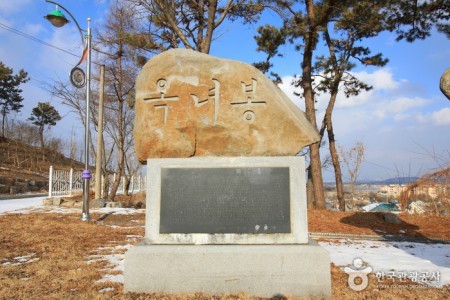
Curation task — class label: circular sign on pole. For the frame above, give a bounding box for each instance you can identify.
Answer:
[70,67,86,88]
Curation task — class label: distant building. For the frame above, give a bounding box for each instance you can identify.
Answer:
[411,184,440,199]
[379,183,442,199]
[407,200,426,214]
[379,184,408,198]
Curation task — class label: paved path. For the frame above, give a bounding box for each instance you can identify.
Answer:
[0,197,45,214]
[0,193,47,201]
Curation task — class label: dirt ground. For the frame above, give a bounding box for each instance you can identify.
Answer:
[308,209,450,240]
[81,194,450,241]
[0,210,448,299]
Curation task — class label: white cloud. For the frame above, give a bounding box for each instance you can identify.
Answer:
[0,16,13,27]
[352,68,399,90]
[0,0,33,14]
[279,68,403,112]
[36,25,82,75]
[431,108,450,125]
[393,113,411,122]
[375,97,429,118]
[388,97,429,112]
[412,107,450,126]
[277,67,448,181]
[335,89,374,108]
[278,75,304,109]
[23,23,45,36]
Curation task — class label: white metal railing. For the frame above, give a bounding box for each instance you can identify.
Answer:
[48,166,146,197]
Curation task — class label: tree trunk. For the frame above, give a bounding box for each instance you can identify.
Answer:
[308,143,325,208]
[326,114,345,211]
[302,0,325,209]
[101,134,109,199]
[319,89,345,211]
[102,170,109,200]
[109,126,125,200]
[322,27,346,211]
[203,0,217,54]
[108,42,126,202]
[39,125,44,147]
[123,173,130,196]
[306,170,315,209]
[1,109,6,138]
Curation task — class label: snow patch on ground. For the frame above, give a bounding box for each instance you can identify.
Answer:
[2,253,39,266]
[94,249,127,284]
[0,196,145,216]
[86,238,142,285]
[0,197,45,214]
[99,287,115,293]
[320,239,450,286]
[94,207,143,215]
[3,197,449,289]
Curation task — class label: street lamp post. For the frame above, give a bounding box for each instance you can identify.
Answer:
[45,1,92,221]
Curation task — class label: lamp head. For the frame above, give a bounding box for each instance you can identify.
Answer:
[44,9,69,28]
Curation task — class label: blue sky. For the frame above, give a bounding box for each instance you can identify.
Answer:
[0,0,449,182]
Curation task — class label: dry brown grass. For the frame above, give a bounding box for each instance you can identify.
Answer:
[309,210,450,240]
[0,138,84,177]
[330,264,449,299]
[0,212,448,299]
[114,192,147,209]
[0,212,141,299]
[64,191,147,209]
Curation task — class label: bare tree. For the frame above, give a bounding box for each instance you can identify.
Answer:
[338,141,365,210]
[400,146,450,215]
[95,0,145,200]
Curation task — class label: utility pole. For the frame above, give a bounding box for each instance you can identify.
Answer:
[45,1,92,221]
[95,65,105,200]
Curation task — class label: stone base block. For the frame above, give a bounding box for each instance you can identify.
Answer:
[124,239,331,298]
[42,198,54,206]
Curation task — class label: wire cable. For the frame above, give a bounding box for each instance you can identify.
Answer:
[0,22,80,58]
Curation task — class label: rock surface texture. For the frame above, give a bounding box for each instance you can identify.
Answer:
[134,49,319,162]
[440,68,450,100]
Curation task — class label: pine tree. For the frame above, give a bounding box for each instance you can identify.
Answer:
[0,61,29,138]
[129,0,264,54]
[28,102,61,147]
[254,0,448,209]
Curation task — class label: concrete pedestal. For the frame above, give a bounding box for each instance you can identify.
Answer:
[124,239,331,298]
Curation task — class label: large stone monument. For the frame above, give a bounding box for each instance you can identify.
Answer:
[440,68,450,100]
[133,49,319,159]
[125,49,331,298]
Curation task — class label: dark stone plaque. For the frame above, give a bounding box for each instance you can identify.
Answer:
[159,167,291,234]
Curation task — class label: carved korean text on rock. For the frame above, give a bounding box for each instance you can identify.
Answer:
[134,48,320,160]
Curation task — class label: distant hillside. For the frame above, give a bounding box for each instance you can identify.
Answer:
[359,177,420,185]
[0,137,84,182]
[325,177,420,185]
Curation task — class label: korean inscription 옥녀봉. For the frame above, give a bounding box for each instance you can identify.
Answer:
[133,48,320,161]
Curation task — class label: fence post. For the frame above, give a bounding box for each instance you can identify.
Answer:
[48,166,53,198]
[69,168,73,196]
